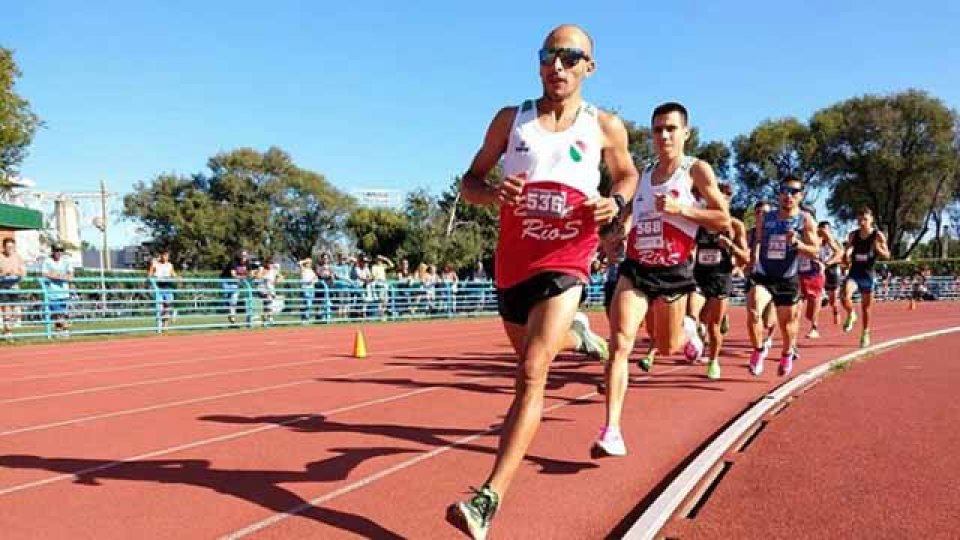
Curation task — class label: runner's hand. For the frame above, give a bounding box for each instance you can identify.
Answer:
[585,197,619,224]
[495,174,525,206]
[656,193,682,216]
[717,235,733,249]
[785,230,797,246]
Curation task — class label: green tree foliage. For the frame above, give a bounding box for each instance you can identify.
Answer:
[124,147,353,269]
[811,90,960,257]
[731,117,818,209]
[599,119,729,194]
[345,207,409,257]
[0,48,42,183]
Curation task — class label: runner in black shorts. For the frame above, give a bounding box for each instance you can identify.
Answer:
[690,183,749,380]
[816,221,843,327]
[747,176,820,377]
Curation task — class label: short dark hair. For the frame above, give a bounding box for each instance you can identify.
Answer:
[718,183,733,197]
[817,221,831,229]
[857,207,873,217]
[781,175,804,188]
[651,102,688,126]
[2,238,14,247]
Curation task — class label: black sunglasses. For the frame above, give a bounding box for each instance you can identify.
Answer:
[779,185,803,196]
[538,47,590,69]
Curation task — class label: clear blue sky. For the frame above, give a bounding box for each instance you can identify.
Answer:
[6,0,960,242]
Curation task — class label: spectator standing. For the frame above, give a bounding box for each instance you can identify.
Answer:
[0,238,26,339]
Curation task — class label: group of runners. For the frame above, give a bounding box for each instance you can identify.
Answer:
[449,24,891,540]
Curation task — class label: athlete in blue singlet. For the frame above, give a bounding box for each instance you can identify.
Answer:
[746,176,820,377]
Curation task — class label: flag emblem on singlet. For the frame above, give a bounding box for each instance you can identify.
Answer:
[569,140,586,162]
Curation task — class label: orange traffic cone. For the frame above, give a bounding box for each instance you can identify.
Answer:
[353,330,368,358]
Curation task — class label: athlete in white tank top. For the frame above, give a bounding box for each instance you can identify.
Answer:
[602,102,730,459]
[452,25,640,534]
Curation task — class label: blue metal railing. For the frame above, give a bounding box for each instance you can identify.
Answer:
[0,275,957,341]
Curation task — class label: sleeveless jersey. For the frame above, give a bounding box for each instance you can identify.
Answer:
[626,157,700,267]
[755,211,805,279]
[849,229,878,277]
[694,227,733,275]
[152,261,174,279]
[496,99,602,289]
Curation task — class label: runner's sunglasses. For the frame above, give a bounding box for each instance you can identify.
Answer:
[538,47,591,68]
[779,185,803,195]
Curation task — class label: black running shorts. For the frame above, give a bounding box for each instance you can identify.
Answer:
[694,271,733,299]
[618,259,697,302]
[497,272,584,325]
[749,273,800,307]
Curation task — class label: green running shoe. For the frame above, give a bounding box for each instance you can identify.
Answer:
[450,485,499,540]
[860,330,871,348]
[842,312,858,333]
[719,314,729,335]
[572,314,609,363]
[638,352,655,372]
[706,358,721,380]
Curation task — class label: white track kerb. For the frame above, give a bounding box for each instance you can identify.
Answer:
[623,325,960,540]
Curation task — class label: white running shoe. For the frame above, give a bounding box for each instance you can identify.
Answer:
[593,427,627,457]
[571,312,609,363]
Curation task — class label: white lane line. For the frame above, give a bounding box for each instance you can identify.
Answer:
[0,365,413,437]
[0,373,502,497]
[0,328,498,405]
[218,390,601,540]
[0,318,498,367]
[622,325,960,540]
[217,366,686,539]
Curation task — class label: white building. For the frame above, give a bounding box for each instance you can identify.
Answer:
[352,189,403,209]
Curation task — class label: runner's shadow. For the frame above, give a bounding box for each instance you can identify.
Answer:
[0,452,411,538]
[199,414,599,477]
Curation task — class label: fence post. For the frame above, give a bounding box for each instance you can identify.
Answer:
[148,278,162,334]
[388,282,397,321]
[445,283,454,318]
[241,279,255,328]
[317,281,330,323]
[39,279,52,339]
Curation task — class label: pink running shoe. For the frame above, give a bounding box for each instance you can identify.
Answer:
[778,350,798,377]
[683,336,704,363]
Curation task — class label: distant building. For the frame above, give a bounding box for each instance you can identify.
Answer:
[82,245,149,270]
[352,189,403,209]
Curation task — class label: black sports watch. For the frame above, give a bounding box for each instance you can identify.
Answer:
[612,193,626,214]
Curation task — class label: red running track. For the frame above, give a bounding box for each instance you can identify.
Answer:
[669,328,960,540]
[0,303,957,539]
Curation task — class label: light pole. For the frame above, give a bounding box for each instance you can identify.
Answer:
[92,216,107,312]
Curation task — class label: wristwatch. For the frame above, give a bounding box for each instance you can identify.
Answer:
[612,193,626,214]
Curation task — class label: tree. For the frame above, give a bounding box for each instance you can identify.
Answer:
[124,147,352,269]
[0,48,42,184]
[272,170,355,260]
[345,207,409,258]
[731,117,818,210]
[811,90,960,258]
[599,118,729,194]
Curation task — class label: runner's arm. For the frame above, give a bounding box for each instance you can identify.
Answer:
[875,231,891,259]
[461,107,516,206]
[727,219,751,267]
[589,112,639,224]
[823,232,844,266]
[793,213,820,258]
[674,160,730,231]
